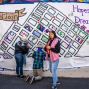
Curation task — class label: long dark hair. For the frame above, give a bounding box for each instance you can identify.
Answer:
[48,31,57,42]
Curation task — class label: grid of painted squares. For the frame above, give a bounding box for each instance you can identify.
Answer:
[0,3,88,59]
[0,21,49,58]
[27,3,88,57]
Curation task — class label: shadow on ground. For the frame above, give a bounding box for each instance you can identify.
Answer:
[0,74,89,89]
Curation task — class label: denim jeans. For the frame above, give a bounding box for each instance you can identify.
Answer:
[49,59,59,86]
[15,53,25,76]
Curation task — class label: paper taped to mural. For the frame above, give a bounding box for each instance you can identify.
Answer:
[0,3,89,70]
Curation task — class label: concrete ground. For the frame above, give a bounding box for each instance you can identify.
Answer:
[43,67,89,78]
[1,66,89,78]
[0,74,89,89]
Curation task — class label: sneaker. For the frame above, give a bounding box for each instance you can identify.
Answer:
[57,81,60,85]
[16,75,20,78]
[25,75,30,82]
[52,85,57,89]
[20,75,25,78]
[51,81,60,85]
[29,76,35,84]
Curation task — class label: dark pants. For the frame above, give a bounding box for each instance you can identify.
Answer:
[15,53,25,76]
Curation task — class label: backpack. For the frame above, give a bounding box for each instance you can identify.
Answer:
[55,40,60,53]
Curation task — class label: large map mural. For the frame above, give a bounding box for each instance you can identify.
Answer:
[0,3,89,72]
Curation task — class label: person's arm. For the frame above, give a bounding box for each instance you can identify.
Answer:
[16,41,24,50]
[32,51,35,58]
[50,41,60,53]
[50,45,58,53]
[43,51,46,60]
[44,44,48,52]
[21,42,29,54]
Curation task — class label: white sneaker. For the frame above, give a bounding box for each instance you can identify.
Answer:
[52,85,57,89]
[25,75,30,82]
[57,81,60,85]
[30,76,35,84]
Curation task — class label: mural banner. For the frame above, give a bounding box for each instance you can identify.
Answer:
[1,0,89,4]
[0,8,26,21]
[0,3,89,73]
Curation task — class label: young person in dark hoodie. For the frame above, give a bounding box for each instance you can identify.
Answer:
[15,36,29,78]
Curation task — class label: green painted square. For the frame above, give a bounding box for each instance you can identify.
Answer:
[37,24,40,29]
[58,30,65,38]
[41,35,48,43]
[79,30,87,38]
[32,13,40,20]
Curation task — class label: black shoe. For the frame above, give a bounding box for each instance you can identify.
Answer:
[29,76,35,84]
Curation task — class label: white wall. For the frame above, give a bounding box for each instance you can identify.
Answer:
[0,3,89,74]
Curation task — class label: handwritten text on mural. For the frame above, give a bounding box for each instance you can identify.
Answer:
[73,5,89,25]
[0,8,26,21]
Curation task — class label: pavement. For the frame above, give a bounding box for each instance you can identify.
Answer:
[0,74,89,89]
[1,66,89,78]
[43,67,89,78]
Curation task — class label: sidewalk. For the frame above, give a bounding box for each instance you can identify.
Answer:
[43,67,89,78]
[1,67,89,78]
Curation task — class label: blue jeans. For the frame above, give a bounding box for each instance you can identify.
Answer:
[15,53,25,76]
[49,59,59,86]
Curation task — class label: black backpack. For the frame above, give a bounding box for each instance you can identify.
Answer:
[55,40,60,53]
